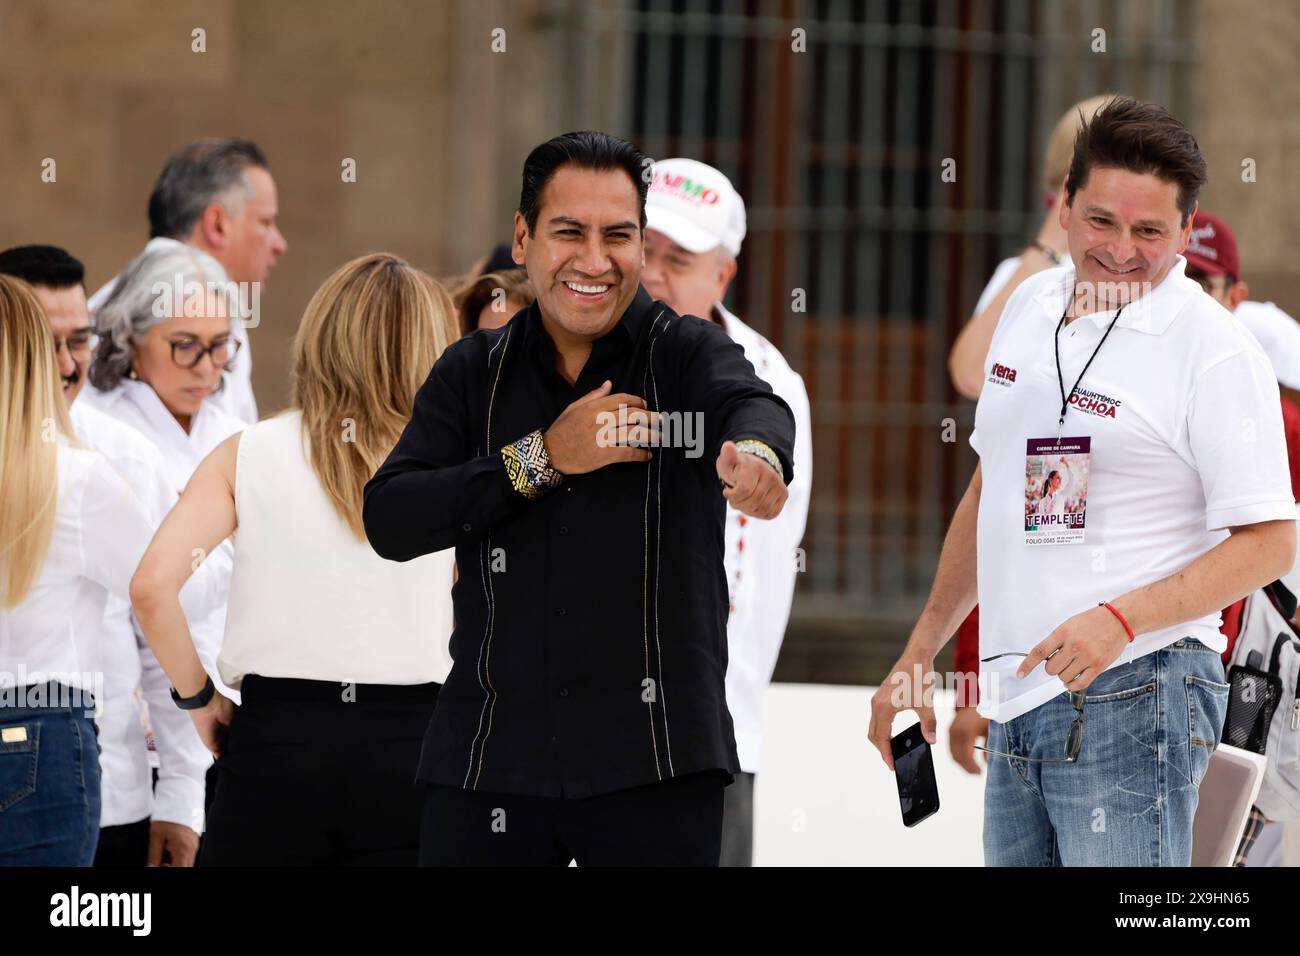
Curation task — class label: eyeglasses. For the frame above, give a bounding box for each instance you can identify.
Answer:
[973,652,1086,764]
[168,337,240,371]
[53,330,93,357]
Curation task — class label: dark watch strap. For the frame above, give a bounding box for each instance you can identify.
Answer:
[171,675,216,710]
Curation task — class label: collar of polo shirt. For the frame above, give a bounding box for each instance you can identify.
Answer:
[1028,254,1199,337]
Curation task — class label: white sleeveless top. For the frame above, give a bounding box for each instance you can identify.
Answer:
[218,410,454,689]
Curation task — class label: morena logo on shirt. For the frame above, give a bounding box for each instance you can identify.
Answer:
[1069,387,1122,419]
[987,362,1017,387]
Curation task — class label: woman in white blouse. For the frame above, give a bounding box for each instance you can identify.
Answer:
[131,254,458,866]
[83,244,246,702]
[0,277,205,865]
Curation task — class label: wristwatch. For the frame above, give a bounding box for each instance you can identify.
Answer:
[171,675,216,710]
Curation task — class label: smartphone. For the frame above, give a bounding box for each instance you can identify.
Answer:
[891,722,939,827]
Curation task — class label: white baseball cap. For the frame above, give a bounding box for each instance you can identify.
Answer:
[644,158,747,258]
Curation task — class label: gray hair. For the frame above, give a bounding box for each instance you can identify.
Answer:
[90,244,238,392]
[147,139,269,241]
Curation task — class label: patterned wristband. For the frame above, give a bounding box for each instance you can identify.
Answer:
[502,429,565,500]
[733,439,782,476]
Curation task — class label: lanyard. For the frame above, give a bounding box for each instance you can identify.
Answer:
[1054,299,1123,442]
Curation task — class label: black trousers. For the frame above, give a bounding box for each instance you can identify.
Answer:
[93,816,151,867]
[199,675,439,867]
[718,770,755,867]
[419,770,728,866]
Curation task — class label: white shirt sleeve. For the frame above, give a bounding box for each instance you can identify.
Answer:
[79,455,156,601]
[749,370,812,668]
[1186,348,1297,531]
[1236,301,1300,392]
[972,256,1023,317]
[79,454,221,622]
[136,628,211,833]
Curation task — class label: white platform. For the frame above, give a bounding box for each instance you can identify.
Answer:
[754,684,985,866]
[752,682,1296,867]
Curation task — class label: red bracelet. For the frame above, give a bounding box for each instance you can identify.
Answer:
[1100,601,1135,642]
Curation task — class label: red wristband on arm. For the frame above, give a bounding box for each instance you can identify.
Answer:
[1100,601,1135,642]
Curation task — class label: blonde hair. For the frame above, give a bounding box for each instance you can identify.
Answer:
[290,253,457,538]
[0,276,75,607]
[1044,94,1115,192]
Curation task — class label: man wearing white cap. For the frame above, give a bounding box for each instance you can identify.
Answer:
[643,158,812,866]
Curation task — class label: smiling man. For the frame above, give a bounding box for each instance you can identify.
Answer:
[363,131,796,866]
[869,97,1296,866]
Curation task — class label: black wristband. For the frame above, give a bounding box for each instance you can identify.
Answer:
[171,675,216,711]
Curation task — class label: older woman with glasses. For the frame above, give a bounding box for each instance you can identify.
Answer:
[83,244,246,709]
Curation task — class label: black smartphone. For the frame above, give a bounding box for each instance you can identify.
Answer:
[891,722,939,827]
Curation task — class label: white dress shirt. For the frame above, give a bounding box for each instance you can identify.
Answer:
[88,236,258,425]
[80,378,246,704]
[715,304,813,774]
[68,400,215,832]
[1,441,211,693]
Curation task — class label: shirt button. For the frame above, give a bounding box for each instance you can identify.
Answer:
[558,687,569,698]
[559,526,569,536]
[461,523,472,532]
[565,486,573,493]
[550,735,558,744]
[556,607,567,617]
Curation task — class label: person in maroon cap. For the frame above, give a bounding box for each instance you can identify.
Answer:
[1184,210,1300,867]
[1184,211,1300,503]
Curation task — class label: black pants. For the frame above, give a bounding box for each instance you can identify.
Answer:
[718,771,755,867]
[199,676,439,866]
[419,770,728,866]
[94,817,151,867]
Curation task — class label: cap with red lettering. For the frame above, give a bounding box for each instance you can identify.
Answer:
[1184,211,1240,282]
[645,158,747,257]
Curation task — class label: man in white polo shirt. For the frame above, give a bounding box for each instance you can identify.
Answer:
[642,158,813,866]
[869,97,1296,866]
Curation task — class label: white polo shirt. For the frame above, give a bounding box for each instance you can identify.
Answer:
[971,256,1295,723]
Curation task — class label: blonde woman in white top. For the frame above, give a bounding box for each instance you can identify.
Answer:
[132,254,458,866]
[0,278,208,866]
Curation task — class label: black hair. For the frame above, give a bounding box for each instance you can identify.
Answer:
[1065,96,1207,226]
[148,139,270,240]
[1185,266,1238,293]
[518,131,648,236]
[0,244,85,289]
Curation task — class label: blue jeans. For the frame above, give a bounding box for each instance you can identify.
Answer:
[983,637,1229,867]
[0,685,101,866]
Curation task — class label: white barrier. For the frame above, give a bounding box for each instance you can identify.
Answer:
[754,684,985,866]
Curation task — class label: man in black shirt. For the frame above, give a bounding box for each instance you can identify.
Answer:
[364,131,796,866]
